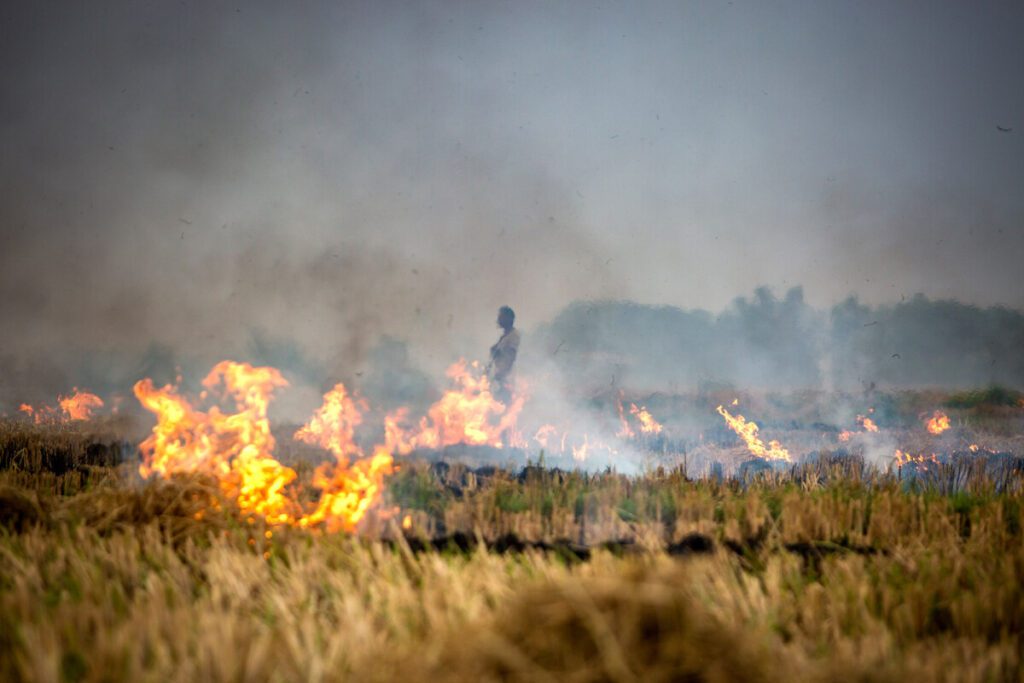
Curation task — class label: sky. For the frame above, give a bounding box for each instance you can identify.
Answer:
[1,0,1022,382]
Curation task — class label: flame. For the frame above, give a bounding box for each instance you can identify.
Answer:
[615,392,635,438]
[838,414,879,442]
[294,382,393,532]
[615,392,663,437]
[894,449,938,471]
[629,403,663,434]
[385,360,524,454]
[925,410,950,435]
[135,361,298,523]
[858,415,879,432]
[716,405,791,462]
[59,389,104,420]
[294,383,366,459]
[19,389,104,423]
[968,444,979,453]
[731,398,739,406]
[298,446,393,533]
[136,361,393,533]
[402,514,412,530]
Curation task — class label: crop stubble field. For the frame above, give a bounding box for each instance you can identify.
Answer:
[1,392,1023,683]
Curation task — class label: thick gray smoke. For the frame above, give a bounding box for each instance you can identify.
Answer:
[2,2,1023,414]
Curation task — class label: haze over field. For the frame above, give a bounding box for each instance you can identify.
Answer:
[2,1,1022,405]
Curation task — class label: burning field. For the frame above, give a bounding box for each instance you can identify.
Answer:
[1,361,1023,682]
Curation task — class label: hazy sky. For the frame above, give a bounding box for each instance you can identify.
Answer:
[2,1,1022,375]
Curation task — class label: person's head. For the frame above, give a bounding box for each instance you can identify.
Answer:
[497,305,515,332]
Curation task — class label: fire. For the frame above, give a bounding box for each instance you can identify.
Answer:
[858,415,879,432]
[716,405,791,462]
[616,392,663,437]
[969,444,979,453]
[925,410,950,435]
[19,388,104,423]
[385,360,524,454]
[135,361,298,523]
[59,389,104,420]
[299,446,393,533]
[615,392,635,438]
[838,413,879,442]
[294,382,393,532]
[894,449,939,471]
[630,404,663,434]
[135,361,393,533]
[294,383,366,458]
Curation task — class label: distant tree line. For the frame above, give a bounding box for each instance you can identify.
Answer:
[531,288,1024,391]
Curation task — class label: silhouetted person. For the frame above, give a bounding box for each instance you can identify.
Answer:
[488,305,520,405]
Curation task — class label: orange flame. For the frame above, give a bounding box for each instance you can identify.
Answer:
[894,449,939,471]
[135,361,393,533]
[716,405,791,462]
[629,403,663,434]
[615,392,662,437]
[385,360,524,454]
[135,361,298,523]
[925,410,950,435]
[615,392,635,438]
[858,415,879,432]
[19,389,104,423]
[294,383,366,459]
[294,382,393,532]
[59,389,104,420]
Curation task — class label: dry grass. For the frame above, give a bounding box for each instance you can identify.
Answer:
[1,456,1022,683]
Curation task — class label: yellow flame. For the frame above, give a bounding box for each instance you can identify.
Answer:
[385,360,524,454]
[716,405,791,462]
[136,361,393,533]
[925,410,950,435]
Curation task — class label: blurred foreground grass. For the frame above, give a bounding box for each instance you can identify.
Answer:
[2,453,1022,682]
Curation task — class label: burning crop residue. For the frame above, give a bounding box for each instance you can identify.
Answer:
[385,360,525,454]
[18,388,104,424]
[135,360,393,532]
[715,404,791,462]
[893,449,939,472]
[838,411,879,442]
[615,392,664,438]
[925,410,951,435]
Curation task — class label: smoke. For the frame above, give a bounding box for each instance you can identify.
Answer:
[2,2,1023,414]
[533,288,1024,393]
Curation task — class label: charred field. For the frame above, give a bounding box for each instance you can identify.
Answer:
[1,388,1023,683]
